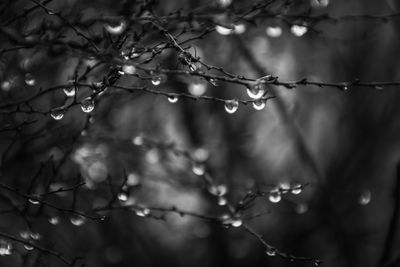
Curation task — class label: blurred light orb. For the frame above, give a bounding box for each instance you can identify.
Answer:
[81,98,95,113]
[122,64,136,75]
[296,203,308,214]
[1,81,12,91]
[266,26,282,38]
[188,82,207,96]
[216,25,233,35]
[291,25,308,37]
[218,196,227,206]
[132,136,144,146]
[208,184,227,196]
[88,161,108,182]
[193,148,209,162]
[217,0,232,7]
[224,99,239,114]
[70,215,87,226]
[0,240,12,256]
[48,216,60,225]
[311,0,329,8]
[104,21,126,35]
[231,219,242,227]
[135,208,150,217]
[145,149,159,164]
[359,190,371,205]
[127,173,140,186]
[192,162,206,176]
[234,24,246,34]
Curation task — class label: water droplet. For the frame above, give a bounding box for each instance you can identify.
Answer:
[268,190,281,203]
[266,26,282,38]
[20,231,30,239]
[252,99,266,110]
[217,0,232,7]
[291,184,302,195]
[118,192,128,202]
[291,25,308,37]
[188,83,207,96]
[48,217,60,225]
[374,85,383,90]
[224,99,239,114]
[266,247,276,256]
[28,197,40,205]
[30,232,41,240]
[192,162,205,176]
[311,0,329,8]
[343,85,349,91]
[63,87,76,97]
[151,75,163,86]
[1,81,12,91]
[279,181,291,191]
[135,208,150,217]
[122,64,136,75]
[127,173,140,186]
[24,244,34,251]
[359,190,371,205]
[25,73,36,86]
[216,25,233,35]
[81,98,95,113]
[50,107,65,120]
[247,84,265,99]
[231,219,242,227]
[0,240,12,256]
[208,184,228,196]
[70,215,86,226]
[167,95,179,103]
[193,148,209,162]
[209,78,218,86]
[234,24,246,34]
[132,136,144,146]
[218,196,227,206]
[104,21,127,35]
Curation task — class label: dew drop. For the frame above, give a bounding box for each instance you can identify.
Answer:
[231,219,242,227]
[28,197,40,205]
[215,25,233,35]
[135,208,150,217]
[118,192,128,202]
[48,217,60,225]
[209,78,218,86]
[268,191,281,203]
[359,190,371,205]
[188,83,207,96]
[70,215,86,226]
[81,98,95,113]
[132,136,144,146]
[127,173,140,186]
[234,24,246,34]
[218,196,227,206]
[291,25,308,37]
[266,26,282,38]
[224,99,239,114]
[247,84,265,99]
[311,0,329,8]
[217,0,232,7]
[25,73,36,86]
[167,95,179,103]
[291,184,302,195]
[208,184,228,196]
[30,232,41,240]
[151,75,163,86]
[105,21,127,35]
[0,240,12,256]
[192,163,205,176]
[50,107,65,120]
[63,87,76,97]
[266,247,276,256]
[20,231,30,239]
[24,244,34,251]
[122,64,136,75]
[252,99,266,110]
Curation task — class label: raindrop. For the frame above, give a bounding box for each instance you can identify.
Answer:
[374,85,383,91]
[0,240,12,256]
[209,78,218,86]
[266,26,282,38]
[151,75,164,86]
[118,192,128,202]
[252,99,266,110]
[314,259,322,266]
[208,184,228,196]
[167,95,179,103]
[48,217,60,225]
[359,190,371,205]
[24,244,34,251]
[30,232,41,240]
[217,0,232,7]
[266,247,276,256]
[188,83,207,96]
[311,0,329,8]
[224,99,239,114]
[192,162,205,176]
[218,196,227,206]
[291,25,308,37]
[70,215,87,226]
[28,197,40,205]
[291,184,302,195]
[127,173,140,186]
[25,73,36,86]
[122,64,136,75]
[104,21,127,35]
[20,231,30,239]
[231,219,242,227]
[135,208,150,217]
[234,24,246,34]
[215,25,233,35]
[247,84,265,99]
[268,190,281,203]
[81,98,95,113]
[279,181,291,191]
[63,87,76,97]
[50,107,65,120]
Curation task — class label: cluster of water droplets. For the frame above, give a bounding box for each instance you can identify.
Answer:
[268,182,303,203]
[220,214,243,228]
[70,215,87,226]
[0,240,12,256]
[19,230,41,251]
[81,97,95,113]
[208,184,228,206]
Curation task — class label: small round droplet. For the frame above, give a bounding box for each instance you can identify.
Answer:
[291,184,302,195]
[252,99,266,110]
[291,25,308,37]
[70,215,86,226]
[20,231,30,239]
[209,78,218,87]
[266,247,277,256]
[188,83,207,96]
[132,136,144,146]
[231,219,242,227]
[311,0,329,8]
[50,107,65,120]
[218,196,227,206]
[127,173,140,186]
[168,95,179,103]
[216,25,233,35]
[268,191,281,203]
[28,197,40,205]
[118,192,128,202]
[151,75,162,86]
[63,87,76,97]
[224,99,239,114]
[234,24,246,34]
[25,73,36,86]
[374,85,383,91]
[266,26,282,38]
[105,21,127,35]
[48,217,60,225]
[192,163,205,176]
[135,208,150,217]
[24,244,34,251]
[217,0,232,7]
[359,190,371,205]
[81,98,95,113]
[122,64,136,75]
[208,184,228,196]
[30,232,41,240]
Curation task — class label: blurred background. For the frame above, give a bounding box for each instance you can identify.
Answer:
[1,0,400,266]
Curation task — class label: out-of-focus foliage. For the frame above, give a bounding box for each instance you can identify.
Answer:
[1,0,400,266]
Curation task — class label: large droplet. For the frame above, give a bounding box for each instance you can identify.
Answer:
[29,232,41,240]
[188,83,207,96]
[215,25,233,35]
[151,74,166,86]
[208,184,228,196]
[231,219,242,227]
[70,215,87,226]
[268,190,281,203]
[50,107,65,120]
[81,98,95,113]
[247,84,265,99]
[266,26,282,38]
[63,87,76,97]
[218,196,227,206]
[266,247,277,256]
[127,173,140,186]
[252,99,266,110]
[104,21,127,35]
[359,190,371,205]
[291,25,308,37]
[135,208,150,217]
[291,184,302,195]
[224,99,239,114]
[192,162,205,176]
[48,216,60,225]
[0,240,12,256]
[122,64,136,75]
[167,95,179,103]
[25,73,36,86]
[311,0,329,8]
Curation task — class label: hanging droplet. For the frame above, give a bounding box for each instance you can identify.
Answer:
[29,232,41,240]
[25,73,36,86]
[217,0,232,8]
[192,162,205,176]
[28,197,40,205]
[224,99,239,114]
[104,21,127,35]
[50,107,65,120]
[314,259,322,266]
[81,98,95,113]
[374,85,383,91]
[291,24,308,37]
[20,231,30,239]
[118,192,128,202]
[279,181,291,191]
[24,244,34,251]
[63,87,76,97]
[48,217,60,225]
[135,208,150,217]
[1,80,12,91]
[132,136,144,146]
[234,24,246,34]
[291,184,302,195]
[247,84,265,99]
[268,190,281,203]
[188,83,207,96]
[0,240,12,256]
[218,196,227,206]
[252,99,266,111]
[231,219,242,227]
[167,95,179,103]
[266,247,277,256]
[208,184,228,196]
[216,25,233,35]
[70,215,87,226]
[266,26,282,38]
[122,64,136,75]
[311,0,329,8]
[127,173,140,186]
[359,189,371,205]
[189,63,197,72]
[151,75,164,86]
